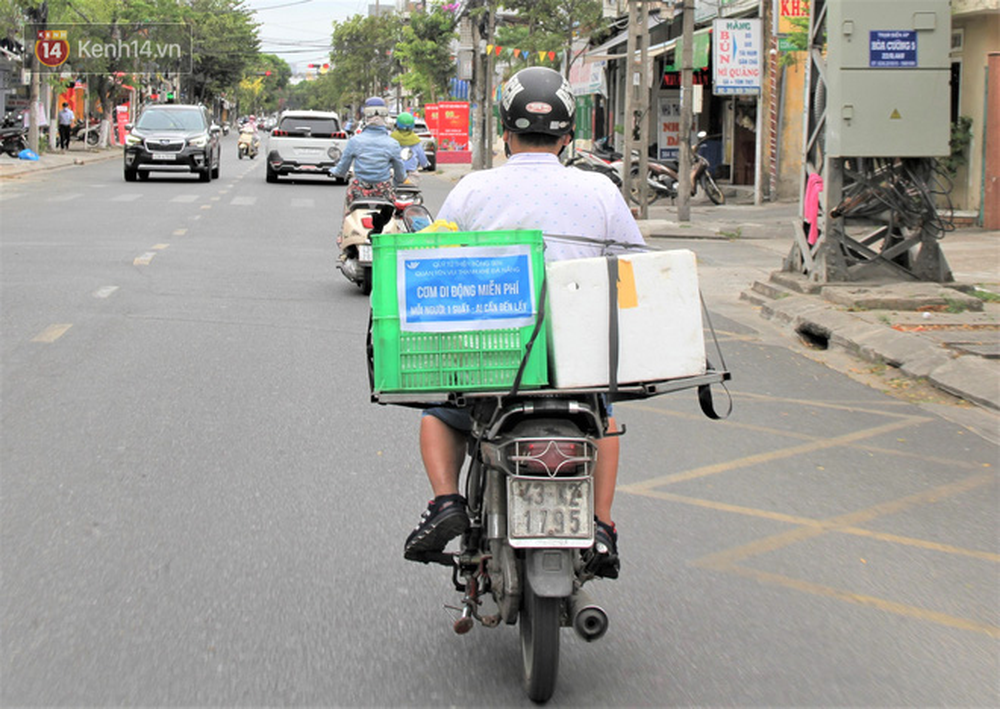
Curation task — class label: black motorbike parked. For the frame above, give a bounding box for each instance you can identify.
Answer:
[1,112,28,157]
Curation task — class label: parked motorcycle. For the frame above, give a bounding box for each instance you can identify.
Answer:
[237,126,259,159]
[337,190,430,295]
[1,112,28,157]
[71,118,100,147]
[565,138,624,187]
[630,132,726,206]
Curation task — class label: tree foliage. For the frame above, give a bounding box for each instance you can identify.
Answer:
[328,13,402,108]
[394,3,457,105]
[495,0,603,77]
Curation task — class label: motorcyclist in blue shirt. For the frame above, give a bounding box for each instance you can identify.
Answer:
[330,97,406,217]
[390,112,429,174]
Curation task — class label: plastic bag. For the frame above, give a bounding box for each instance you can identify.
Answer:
[417,218,458,233]
[18,149,39,161]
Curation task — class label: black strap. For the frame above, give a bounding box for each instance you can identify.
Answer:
[606,255,620,395]
[697,362,732,420]
[509,276,548,397]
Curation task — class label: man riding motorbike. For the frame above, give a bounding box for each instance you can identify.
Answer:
[402,67,646,580]
[391,112,430,174]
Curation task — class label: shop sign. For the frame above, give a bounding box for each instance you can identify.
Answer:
[657,94,681,161]
[712,18,762,95]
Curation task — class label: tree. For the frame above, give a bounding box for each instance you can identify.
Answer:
[495,0,603,78]
[329,13,402,107]
[394,3,458,105]
[184,0,259,104]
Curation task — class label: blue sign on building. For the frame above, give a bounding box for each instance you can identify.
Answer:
[869,31,918,68]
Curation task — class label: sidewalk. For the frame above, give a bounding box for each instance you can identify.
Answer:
[0,141,120,179]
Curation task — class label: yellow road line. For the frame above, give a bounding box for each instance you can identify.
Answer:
[693,473,995,570]
[724,564,1000,638]
[31,324,72,343]
[620,417,926,493]
[133,252,156,265]
[629,489,1000,562]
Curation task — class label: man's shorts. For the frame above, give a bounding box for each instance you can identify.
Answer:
[423,399,614,434]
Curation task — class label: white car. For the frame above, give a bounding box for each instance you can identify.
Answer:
[266,110,348,183]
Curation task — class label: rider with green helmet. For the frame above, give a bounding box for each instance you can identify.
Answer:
[391,112,430,173]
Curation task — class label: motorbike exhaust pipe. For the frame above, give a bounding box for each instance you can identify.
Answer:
[570,589,608,642]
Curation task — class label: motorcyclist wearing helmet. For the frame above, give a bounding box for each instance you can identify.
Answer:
[403,67,645,580]
[390,112,430,173]
[330,97,406,213]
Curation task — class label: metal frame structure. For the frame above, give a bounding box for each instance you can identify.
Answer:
[785,0,953,284]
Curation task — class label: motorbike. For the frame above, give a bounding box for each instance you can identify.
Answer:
[70,118,100,147]
[337,186,430,295]
[565,138,624,187]
[630,132,726,206]
[237,127,259,159]
[1,112,28,157]
[381,364,730,702]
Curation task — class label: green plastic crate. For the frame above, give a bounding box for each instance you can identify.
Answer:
[371,229,548,393]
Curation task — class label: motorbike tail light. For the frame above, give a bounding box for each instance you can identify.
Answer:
[511,439,593,477]
[361,216,374,229]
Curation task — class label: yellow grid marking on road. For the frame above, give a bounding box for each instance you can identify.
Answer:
[31,324,72,343]
[723,565,1000,638]
[618,391,998,637]
[620,416,924,493]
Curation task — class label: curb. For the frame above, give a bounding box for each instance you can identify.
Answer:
[0,148,120,178]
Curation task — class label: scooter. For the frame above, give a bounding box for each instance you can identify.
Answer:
[631,132,726,206]
[237,127,259,159]
[337,189,431,295]
[71,118,100,147]
[1,112,28,157]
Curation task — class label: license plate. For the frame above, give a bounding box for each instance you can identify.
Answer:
[508,478,592,547]
[358,243,372,263]
[152,153,176,161]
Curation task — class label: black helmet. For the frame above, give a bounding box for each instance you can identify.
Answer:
[500,67,575,136]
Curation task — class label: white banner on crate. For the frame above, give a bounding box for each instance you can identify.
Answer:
[397,245,537,333]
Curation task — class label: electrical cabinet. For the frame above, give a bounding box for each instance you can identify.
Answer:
[826,0,951,157]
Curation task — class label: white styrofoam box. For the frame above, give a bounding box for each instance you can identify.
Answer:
[545,249,706,389]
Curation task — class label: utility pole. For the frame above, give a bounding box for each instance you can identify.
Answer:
[677,0,694,222]
[27,1,48,155]
[471,2,485,170]
[622,0,650,215]
[484,2,495,168]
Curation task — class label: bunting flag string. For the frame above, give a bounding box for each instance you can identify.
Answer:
[487,45,562,62]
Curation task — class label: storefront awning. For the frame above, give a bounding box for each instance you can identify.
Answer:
[660,27,713,72]
[584,17,668,62]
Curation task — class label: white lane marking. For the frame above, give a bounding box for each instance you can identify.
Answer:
[93,285,120,298]
[47,193,83,202]
[112,193,143,202]
[134,252,157,265]
[230,196,256,206]
[291,198,315,208]
[173,228,188,236]
[32,324,72,343]
[170,195,198,203]
[152,244,169,250]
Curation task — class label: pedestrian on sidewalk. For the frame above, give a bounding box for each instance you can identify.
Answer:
[57,103,73,150]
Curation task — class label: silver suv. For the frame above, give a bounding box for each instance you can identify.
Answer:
[266,110,348,183]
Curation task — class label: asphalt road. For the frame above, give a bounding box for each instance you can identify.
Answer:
[2,135,997,706]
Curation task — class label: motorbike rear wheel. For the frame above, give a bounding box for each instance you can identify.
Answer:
[520,574,560,703]
[360,266,372,295]
[701,173,726,205]
[628,168,659,206]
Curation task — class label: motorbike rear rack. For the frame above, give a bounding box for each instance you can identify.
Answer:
[371,369,730,408]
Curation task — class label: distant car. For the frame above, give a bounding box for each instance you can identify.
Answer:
[266,110,348,183]
[123,104,221,182]
[411,117,436,171]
